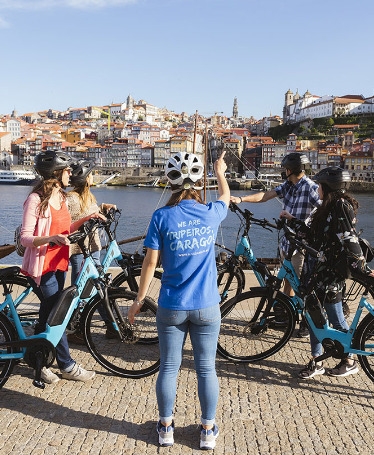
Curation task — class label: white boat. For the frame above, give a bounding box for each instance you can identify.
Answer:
[136,177,161,188]
[0,169,37,185]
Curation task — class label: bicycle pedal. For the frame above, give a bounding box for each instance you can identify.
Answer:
[33,379,46,389]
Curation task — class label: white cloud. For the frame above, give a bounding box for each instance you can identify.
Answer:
[0,15,9,27]
[0,0,138,25]
[66,0,137,7]
[0,0,138,10]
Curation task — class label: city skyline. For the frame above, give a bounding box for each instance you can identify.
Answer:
[0,0,373,120]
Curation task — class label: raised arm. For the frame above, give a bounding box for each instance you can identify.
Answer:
[231,189,277,204]
[214,151,230,207]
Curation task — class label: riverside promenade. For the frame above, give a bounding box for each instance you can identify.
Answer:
[0,271,373,454]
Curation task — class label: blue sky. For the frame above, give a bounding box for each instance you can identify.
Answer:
[0,0,373,120]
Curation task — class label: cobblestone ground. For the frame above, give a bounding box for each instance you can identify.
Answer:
[1,334,373,455]
[1,271,373,454]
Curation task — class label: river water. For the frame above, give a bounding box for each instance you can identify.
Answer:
[1,185,373,265]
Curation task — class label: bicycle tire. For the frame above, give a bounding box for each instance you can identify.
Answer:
[217,288,296,362]
[353,313,374,382]
[82,288,160,379]
[0,312,18,388]
[112,267,163,303]
[217,264,245,303]
[0,275,40,331]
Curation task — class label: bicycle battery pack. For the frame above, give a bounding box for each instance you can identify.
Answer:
[47,286,78,327]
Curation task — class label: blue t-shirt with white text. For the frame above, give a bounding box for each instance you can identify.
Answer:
[144,199,228,310]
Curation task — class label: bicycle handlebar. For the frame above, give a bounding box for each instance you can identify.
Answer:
[68,208,122,245]
[278,219,323,259]
[229,202,278,230]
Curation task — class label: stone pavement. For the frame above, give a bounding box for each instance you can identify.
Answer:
[0,272,374,454]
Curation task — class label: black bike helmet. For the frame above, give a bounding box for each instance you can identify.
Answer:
[70,159,96,187]
[34,150,74,179]
[281,153,310,174]
[313,166,351,191]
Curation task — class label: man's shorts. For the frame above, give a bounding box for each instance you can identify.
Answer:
[280,249,304,279]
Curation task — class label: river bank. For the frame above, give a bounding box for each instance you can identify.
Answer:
[96,174,374,193]
[8,165,374,192]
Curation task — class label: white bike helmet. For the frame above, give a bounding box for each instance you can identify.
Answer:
[166,152,204,192]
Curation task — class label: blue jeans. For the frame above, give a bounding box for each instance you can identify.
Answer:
[70,250,101,284]
[156,304,221,426]
[28,271,75,371]
[310,301,349,358]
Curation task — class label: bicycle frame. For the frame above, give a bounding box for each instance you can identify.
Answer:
[274,226,374,360]
[0,213,124,386]
[306,289,374,359]
[233,234,267,287]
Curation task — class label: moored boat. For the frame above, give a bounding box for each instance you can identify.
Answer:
[0,169,37,185]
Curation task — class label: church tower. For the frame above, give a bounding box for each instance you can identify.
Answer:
[232,97,238,119]
[126,94,134,109]
[283,89,294,122]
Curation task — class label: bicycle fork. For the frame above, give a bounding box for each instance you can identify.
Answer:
[250,276,286,334]
[99,278,139,343]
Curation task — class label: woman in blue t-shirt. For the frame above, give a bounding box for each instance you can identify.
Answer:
[129,151,230,450]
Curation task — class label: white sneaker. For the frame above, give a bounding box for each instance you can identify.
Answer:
[200,424,219,450]
[61,363,95,382]
[156,420,174,447]
[40,367,60,384]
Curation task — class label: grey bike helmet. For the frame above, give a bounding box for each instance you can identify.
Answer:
[70,159,96,187]
[166,152,204,192]
[281,153,310,174]
[34,150,74,179]
[313,166,351,191]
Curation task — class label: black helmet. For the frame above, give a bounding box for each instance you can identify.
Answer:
[281,153,310,174]
[313,167,351,191]
[34,150,74,179]
[70,159,96,187]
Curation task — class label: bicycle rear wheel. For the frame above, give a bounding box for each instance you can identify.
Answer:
[82,288,160,378]
[112,267,162,303]
[217,288,296,362]
[0,276,40,332]
[354,313,374,382]
[0,313,18,388]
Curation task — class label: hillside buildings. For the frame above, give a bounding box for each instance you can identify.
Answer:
[0,92,373,182]
[283,90,374,124]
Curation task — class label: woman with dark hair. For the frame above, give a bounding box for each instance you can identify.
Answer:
[128,151,230,450]
[20,150,106,384]
[281,166,374,379]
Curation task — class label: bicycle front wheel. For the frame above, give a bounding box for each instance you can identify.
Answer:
[0,312,18,388]
[217,265,245,303]
[82,288,160,379]
[217,288,296,362]
[354,313,374,382]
